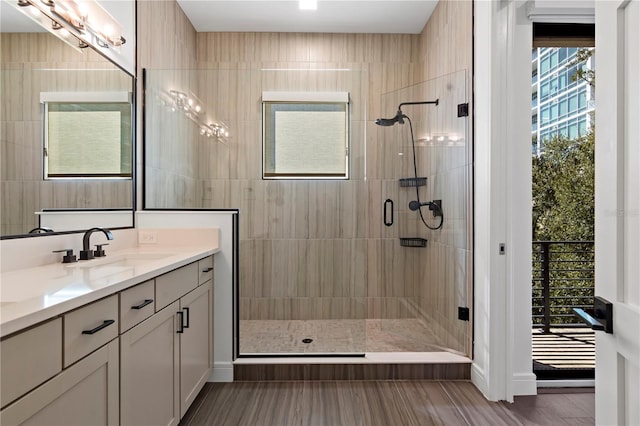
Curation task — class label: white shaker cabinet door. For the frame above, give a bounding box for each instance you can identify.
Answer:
[0,339,119,426]
[120,300,180,426]
[179,281,213,417]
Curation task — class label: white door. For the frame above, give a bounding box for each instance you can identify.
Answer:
[595,1,640,425]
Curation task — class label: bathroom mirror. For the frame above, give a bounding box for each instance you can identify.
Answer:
[0,0,135,239]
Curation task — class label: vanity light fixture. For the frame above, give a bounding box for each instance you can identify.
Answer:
[10,0,85,51]
[169,89,229,142]
[169,90,203,121]
[299,0,317,10]
[417,133,464,146]
[8,0,126,51]
[199,123,229,141]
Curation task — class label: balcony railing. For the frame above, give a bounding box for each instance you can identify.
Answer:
[532,241,595,333]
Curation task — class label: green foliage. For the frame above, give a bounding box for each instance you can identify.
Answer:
[532,130,594,241]
[567,48,595,88]
[532,47,596,327]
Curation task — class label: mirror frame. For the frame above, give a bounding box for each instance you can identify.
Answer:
[0,1,137,240]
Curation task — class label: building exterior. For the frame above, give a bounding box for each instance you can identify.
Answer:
[531,47,595,155]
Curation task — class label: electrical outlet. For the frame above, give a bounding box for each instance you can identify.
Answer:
[139,230,157,244]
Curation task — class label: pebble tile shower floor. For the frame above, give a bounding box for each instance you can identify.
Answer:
[239,319,445,354]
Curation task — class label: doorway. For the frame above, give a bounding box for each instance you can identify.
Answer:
[530,25,596,381]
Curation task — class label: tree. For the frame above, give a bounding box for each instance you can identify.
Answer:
[532,130,594,241]
[567,48,595,88]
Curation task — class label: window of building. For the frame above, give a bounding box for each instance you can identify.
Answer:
[262,91,349,179]
[42,92,132,179]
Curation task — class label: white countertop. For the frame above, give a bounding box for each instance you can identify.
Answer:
[0,244,219,338]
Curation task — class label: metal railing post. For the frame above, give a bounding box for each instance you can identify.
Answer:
[541,241,551,333]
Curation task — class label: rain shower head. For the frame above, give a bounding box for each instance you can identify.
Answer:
[375,109,405,126]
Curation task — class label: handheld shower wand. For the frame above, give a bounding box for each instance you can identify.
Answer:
[374,100,438,127]
[375,110,405,126]
[375,98,444,230]
[409,200,443,217]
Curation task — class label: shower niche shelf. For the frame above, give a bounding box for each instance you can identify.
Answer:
[399,237,427,248]
[399,177,427,188]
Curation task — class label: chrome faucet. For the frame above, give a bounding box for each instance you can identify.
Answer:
[80,228,114,260]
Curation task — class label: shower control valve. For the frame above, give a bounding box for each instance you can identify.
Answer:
[429,200,443,217]
[408,199,443,217]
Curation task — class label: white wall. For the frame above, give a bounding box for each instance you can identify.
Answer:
[136,210,237,382]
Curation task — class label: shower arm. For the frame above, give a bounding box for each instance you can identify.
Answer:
[397,99,439,112]
[398,99,440,116]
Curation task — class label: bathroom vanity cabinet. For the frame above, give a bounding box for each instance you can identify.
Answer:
[120,261,214,426]
[0,299,120,426]
[0,255,214,426]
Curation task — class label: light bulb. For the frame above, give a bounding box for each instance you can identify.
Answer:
[102,23,114,37]
[77,3,89,18]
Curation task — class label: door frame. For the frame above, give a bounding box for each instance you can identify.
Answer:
[472,0,596,401]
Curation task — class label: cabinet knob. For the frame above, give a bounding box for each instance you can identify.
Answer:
[202,267,213,272]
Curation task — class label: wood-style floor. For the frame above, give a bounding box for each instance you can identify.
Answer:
[180,381,594,426]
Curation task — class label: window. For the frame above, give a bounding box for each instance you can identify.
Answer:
[541,57,550,74]
[262,91,349,179]
[42,92,132,179]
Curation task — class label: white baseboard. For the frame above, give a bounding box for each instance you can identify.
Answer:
[537,379,595,388]
[209,363,233,382]
[471,363,491,399]
[513,372,538,395]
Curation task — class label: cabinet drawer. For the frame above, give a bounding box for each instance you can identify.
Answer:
[155,262,198,311]
[64,295,118,367]
[1,318,62,408]
[120,279,155,333]
[198,256,213,285]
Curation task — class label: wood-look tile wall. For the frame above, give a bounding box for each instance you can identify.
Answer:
[0,33,132,235]
[414,0,474,356]
[137,0,199,208]
[140,0,473,356]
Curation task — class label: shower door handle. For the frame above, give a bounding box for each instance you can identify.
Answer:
[384,199,394,227]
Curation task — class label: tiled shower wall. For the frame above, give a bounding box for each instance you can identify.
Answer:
[191,35,429,328]
[0,33,132,236]
[417,0,473,355]
[142,0,473,355]
[138,0,199,209]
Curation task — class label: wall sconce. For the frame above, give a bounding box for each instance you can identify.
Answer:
[10,0,126,51]
[169,89,229,142]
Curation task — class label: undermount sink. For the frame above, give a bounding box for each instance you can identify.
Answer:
[68,252,175,269]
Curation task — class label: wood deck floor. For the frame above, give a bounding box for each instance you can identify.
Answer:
[532,327,595,374]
